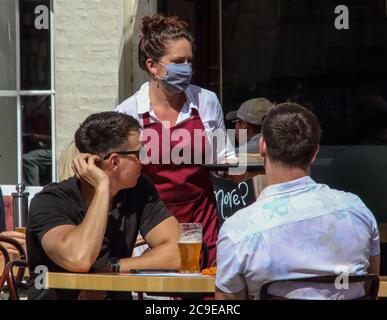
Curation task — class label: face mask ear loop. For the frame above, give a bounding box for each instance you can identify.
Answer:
[154,61,168,81]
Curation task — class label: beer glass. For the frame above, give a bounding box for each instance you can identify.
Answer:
[178,223,202,273]
[15,227,26,234]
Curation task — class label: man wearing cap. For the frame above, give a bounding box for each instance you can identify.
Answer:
[226,98,273,154]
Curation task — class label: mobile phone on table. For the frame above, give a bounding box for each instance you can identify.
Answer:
[129,269,180,274]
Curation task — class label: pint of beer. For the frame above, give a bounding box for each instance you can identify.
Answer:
[15,227,26,234]
[178,223,202,273]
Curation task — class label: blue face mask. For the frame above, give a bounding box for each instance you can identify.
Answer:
[155,62,193,93]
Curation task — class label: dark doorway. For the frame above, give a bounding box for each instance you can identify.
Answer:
[158,0,221,98]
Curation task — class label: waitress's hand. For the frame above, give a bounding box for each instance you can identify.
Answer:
[210,171,225,179]
[224,170,264,183]
[72,153,110,190]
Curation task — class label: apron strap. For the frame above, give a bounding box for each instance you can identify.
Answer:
[142,112,151,126]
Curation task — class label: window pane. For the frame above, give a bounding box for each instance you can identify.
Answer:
[0,0,16,90]
[20,0,51,90]
[221,1,387,228]
[0,97,17,184]
[222,0,387,145]
[22,95,51,186]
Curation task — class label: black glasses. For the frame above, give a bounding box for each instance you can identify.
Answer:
[103,149,142,161]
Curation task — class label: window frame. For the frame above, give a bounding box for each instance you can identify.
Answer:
[0,0,56,185]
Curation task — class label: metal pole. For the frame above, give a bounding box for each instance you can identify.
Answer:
[12,183,29,228]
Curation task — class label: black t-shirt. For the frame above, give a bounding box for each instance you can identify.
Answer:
[27,175,171,300]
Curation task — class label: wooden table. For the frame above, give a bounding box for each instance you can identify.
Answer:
[45,272,216,294]
[45,272,387,298]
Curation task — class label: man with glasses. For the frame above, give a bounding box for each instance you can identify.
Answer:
[26,112,180,300]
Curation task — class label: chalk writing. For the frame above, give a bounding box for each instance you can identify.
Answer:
[214,182,250,220]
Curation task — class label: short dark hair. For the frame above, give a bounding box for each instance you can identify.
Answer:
[74,112,140,156]
[262,102,321,169]
[138,15,195,72]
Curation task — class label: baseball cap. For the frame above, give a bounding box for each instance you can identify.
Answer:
[225,98,273,126]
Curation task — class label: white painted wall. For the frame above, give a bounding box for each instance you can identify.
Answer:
[55,0,122,154]
[55,0,156,159]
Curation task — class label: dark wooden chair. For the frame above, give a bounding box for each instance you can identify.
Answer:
[0,243,11,295]
[260,274,380,300]
[0,235,29,300]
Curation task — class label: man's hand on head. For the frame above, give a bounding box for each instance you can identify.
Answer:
[72,153,110,190]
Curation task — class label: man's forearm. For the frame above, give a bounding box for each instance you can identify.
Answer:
[215,288,248,300]
[368,255,380,275]
[60,186,110,269]
[120,242,180,272]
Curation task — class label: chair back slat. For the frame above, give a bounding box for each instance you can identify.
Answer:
[260,274,380,300]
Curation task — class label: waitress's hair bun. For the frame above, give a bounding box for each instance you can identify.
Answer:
[138,15,194,72]
[141,15,188,35]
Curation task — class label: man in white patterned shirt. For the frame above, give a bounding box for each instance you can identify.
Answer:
[216,103,380,300]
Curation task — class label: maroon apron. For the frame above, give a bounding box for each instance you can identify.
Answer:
[142,108,219,266]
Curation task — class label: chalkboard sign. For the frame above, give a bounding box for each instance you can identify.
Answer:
[211,175,257,224]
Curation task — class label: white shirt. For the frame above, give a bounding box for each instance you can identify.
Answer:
[115,82,236,162]
[216,176,380,300]
[236,133,261,154]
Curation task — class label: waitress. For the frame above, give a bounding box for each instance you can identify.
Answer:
[115,15,235,266]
